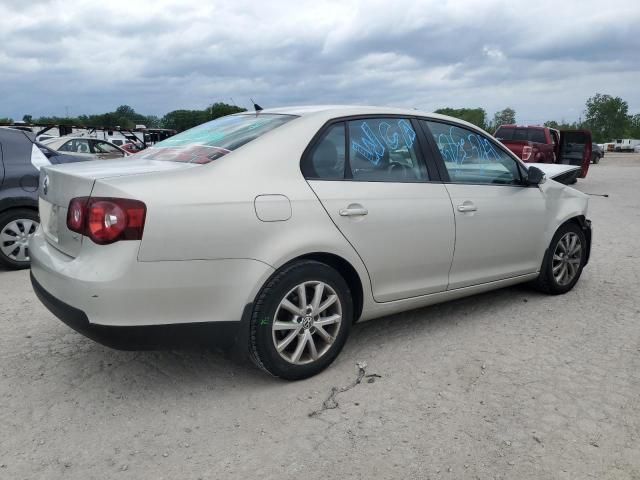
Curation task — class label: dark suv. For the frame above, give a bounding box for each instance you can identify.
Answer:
[0,128,80,269]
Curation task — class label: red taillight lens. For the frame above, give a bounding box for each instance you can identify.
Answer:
[522,146,533,161]
[67,197,146,245]
[67,197,88,233]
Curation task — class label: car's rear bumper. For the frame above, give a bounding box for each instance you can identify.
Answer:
[31,272,251,350]
[29,227,273,332]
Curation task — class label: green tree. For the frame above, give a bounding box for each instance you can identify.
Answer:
[161,102,246,131]
[626,113,640,139]
[144,115,161,128]
[434,107,488,130]
[205,102,246,121]
[544,120,582,130]
[583,93,629,143]
[492,107,516,130]
[22,114,33,123]
[0,117,13,124]
[161,109,208,131]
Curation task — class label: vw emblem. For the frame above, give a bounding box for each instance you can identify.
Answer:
[302,316,313,329]
[43,175,50,195]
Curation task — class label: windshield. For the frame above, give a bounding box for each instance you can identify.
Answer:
[135,114,296,164]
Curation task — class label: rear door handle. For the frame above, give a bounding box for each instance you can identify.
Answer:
[339,206,368,217]
[457,202,477,212]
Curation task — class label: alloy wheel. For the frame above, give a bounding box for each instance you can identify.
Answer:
[0,218,38,263]
[552,232,582,286]
[272,281,342,365]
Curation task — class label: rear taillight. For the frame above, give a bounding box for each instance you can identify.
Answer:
[522,146,533,161]
[67,197,146,245]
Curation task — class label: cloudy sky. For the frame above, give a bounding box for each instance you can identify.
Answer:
[1,0,639,124]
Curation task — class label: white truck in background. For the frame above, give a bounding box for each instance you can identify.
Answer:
[614,138,640,152]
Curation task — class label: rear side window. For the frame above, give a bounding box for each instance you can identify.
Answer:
[136,114,296,164]
[347,118,427,182]
[528,129,546,143]
[303,123,346,179]
[496,126,546,143]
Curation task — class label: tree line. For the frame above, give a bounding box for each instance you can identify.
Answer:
[1,102,246,132]
[435,93,639,143]
[2,93,637,142]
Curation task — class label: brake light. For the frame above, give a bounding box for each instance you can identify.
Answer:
[67,197,146,245]
[522,146,533,161]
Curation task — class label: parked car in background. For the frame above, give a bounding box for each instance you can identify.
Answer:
[0,128,81,269]
[494,125,592,178]
[30,106,592,379]
[121,142,144,154]
[36,134,57,143]
[42,137,130,160]
[614,139,640,152]
[494,125,558,163]
[591,143,604,164]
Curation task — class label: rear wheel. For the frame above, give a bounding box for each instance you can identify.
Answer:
[0,209,39,270]
[249,260,353,380]
[532,223,586,295]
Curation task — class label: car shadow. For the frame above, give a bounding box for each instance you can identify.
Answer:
[47,283,542,393]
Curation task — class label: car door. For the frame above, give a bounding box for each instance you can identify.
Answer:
[558,130,592,178]
[303,117,455,302]
[421,120,548,290]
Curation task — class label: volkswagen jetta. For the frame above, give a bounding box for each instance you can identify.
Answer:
[29,106,592,379]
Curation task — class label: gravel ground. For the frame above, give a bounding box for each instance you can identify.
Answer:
[1,154,639,480]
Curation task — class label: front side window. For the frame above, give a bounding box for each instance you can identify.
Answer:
[347,118,427,182]
[60,139,90,153]
[92,141,120,154]
[135,114,296,164]
[425,121,521,185]
[303,123,346,179]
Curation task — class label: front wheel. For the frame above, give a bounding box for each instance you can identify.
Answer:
[249,260,353,380]
[532,223,586,295]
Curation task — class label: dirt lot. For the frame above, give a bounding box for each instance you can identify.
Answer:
[1,154,639,480]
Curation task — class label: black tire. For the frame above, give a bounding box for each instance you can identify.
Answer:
[249,260,353,380]
[593,155,600,164]
[0,209,39,270]
[532,222,586,295]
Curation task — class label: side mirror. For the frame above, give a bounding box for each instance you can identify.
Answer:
[526,166,546,186]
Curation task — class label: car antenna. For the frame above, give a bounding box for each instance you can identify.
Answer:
[250,98,263,114]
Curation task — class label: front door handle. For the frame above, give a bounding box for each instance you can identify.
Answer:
[339,206,368,217]
[457,202,477,213]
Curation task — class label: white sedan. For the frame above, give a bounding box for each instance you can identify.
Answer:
[29,106,592,380]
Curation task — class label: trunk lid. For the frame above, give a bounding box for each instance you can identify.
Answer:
[38,159,195,257]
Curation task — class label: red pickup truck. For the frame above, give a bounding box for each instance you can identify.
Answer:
[494,125,592,178]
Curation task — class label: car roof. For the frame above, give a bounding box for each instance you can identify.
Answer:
[236,105,489,134]
[0,126,35,142]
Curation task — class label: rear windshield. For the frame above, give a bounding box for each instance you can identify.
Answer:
[495,127,546,143]
[136,114,296,164]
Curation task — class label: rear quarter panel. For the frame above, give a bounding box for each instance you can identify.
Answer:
[95,114,374,309]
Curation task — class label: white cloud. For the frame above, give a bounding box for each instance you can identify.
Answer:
[0,0,639,121]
